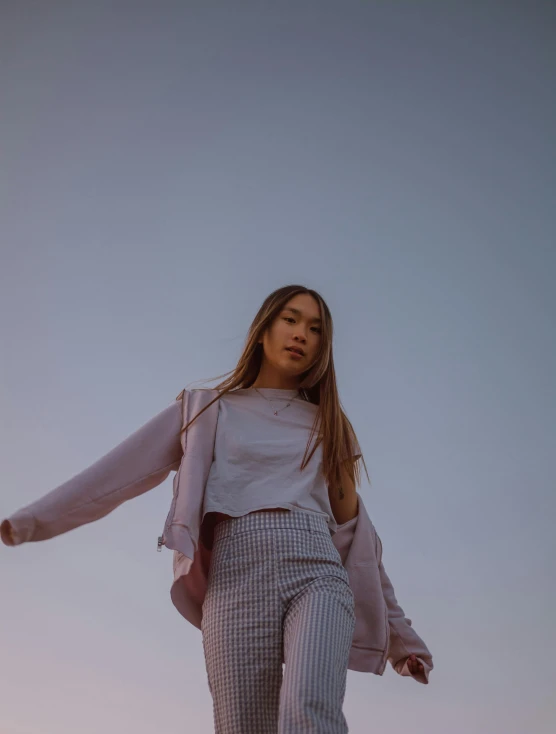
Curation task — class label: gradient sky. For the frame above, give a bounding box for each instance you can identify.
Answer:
[1,2,555,733]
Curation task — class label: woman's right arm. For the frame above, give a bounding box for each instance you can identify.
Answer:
[1,400,183,547]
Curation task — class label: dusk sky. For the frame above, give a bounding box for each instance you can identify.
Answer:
[1,2,554,733]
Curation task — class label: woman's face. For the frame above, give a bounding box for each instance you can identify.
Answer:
[258,293,323,383]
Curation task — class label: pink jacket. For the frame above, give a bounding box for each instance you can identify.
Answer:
[1,388,433,683]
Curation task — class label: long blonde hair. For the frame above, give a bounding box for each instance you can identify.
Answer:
[177,284,370,498]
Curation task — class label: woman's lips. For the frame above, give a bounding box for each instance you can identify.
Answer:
[286,348,303,359]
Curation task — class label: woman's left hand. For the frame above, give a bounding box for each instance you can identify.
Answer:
[406,654,425,676]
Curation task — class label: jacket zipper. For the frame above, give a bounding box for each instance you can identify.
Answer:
[158,486,179,551]
[158,391,188,552]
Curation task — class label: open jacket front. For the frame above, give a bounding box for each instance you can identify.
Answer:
[1,388,433,684]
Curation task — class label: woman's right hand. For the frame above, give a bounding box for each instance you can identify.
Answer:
[1,519,14,546]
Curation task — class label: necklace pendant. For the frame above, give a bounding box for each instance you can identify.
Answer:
[273,410,278,416]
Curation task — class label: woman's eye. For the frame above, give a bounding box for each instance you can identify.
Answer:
[284,317,320,334]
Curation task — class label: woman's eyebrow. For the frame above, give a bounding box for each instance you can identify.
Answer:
[283,307,322,323]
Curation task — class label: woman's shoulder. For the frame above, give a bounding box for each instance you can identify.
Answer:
[174,387,222,402]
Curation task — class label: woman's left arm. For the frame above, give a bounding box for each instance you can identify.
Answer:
[376,533,434,685]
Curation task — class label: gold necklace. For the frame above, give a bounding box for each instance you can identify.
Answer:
[253,387,299,416]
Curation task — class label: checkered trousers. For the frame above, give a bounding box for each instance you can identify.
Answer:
[201,508,356,733]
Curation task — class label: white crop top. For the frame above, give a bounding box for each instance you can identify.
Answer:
[202,387,349,536]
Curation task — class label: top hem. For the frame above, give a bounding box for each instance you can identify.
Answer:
[202,504,335,528]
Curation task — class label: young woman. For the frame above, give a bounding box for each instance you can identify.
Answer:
[2,284,433,733]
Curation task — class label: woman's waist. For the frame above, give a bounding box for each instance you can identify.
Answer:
[210,506,332,540]
[210,508,290,527]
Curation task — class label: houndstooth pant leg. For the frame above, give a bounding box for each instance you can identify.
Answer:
[201,510,356,734]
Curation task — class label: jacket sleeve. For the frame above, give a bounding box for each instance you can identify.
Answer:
[376,533,434,685]
[1,400,183,547]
